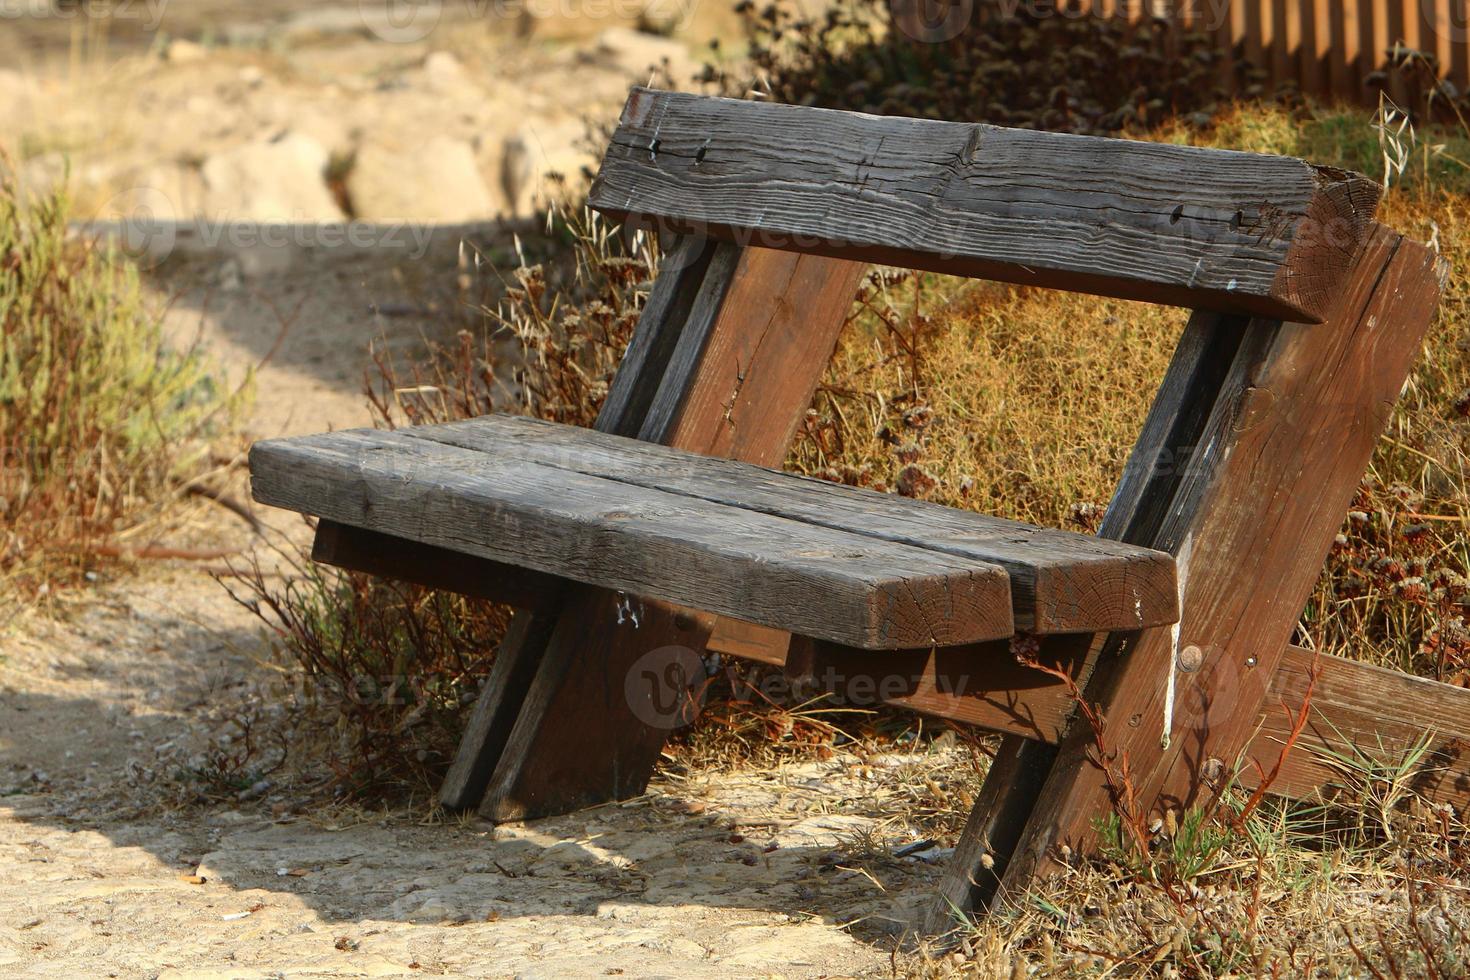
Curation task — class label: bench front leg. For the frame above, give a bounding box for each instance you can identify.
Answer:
[441,245,867,818]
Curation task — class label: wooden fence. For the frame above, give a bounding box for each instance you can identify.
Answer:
[1129,0,1468,102]
[895,0,1468,107]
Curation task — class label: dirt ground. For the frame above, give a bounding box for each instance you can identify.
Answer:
[1,554,960,977]
[1,7,979,976]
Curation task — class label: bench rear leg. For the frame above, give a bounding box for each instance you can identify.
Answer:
[932,228,1444,924]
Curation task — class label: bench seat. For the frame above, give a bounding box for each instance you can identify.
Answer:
[249,414,1179,649]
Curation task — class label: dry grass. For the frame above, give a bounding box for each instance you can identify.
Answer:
[797,100,1470,685]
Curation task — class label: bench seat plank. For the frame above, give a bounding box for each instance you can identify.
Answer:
[250,429,1016,649]
[403,414,1180,633]
[590,88,1380,323]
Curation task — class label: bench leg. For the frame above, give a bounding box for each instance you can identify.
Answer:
[440,246,867,817]
[932,227,1443,922]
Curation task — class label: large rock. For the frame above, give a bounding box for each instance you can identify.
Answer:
[348,135,495,223]
[201,132,343,223]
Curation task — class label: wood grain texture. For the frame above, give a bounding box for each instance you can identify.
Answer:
[250,429,1015,649]
[589,88,1381,323]
[789,640,1083,744]
[705,618,790,666]
[597,235,724,437]
[992,227,1444,893]
[408,414,1180,635]
[1256,645,1470,807]
[478,249,867,821]
[310,519,564,612]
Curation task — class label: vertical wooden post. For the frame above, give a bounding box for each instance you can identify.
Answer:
[438,245,867,819]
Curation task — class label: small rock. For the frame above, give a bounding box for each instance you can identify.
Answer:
[164,39,208,64]
[236,778,271,802]
[407,898,455,923]
[422,51,467,92]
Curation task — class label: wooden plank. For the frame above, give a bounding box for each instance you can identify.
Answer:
[1216,0,1240,89]
[438,609,564,809]
[1255,645,1470,806]
[926,728,1054,932]
[478,249,869,821]
[590,88,1381,324]
[1362,0,1387,92]
[1330,0,1356,95]
[706,618,789,667]
[1454,0,1470,91]
[1245,0,1266,72]
[988,228,1444,896]
[652,249,867,466]
[251,429,1017,650]
[1428,0,1454,84]
[408,414,1181,635]
[1277,0,1302,89]
[634,242,745,442]
[310,519,565,613]
[597,235,724,436]
[1302,0,1331,95]
[789,640,1082,744]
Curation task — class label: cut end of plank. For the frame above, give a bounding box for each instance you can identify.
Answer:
[867,565,1015,649]
[1274,166,1384,324]
[1027,555,1181,635]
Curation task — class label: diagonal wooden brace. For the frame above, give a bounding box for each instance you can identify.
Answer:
[930,225,1446,925]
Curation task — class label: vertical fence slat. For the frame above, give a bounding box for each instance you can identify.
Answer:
[1425,0,1451,82]
[962,0,1468,105]
[1386,0,1411,103]
[1303,0,1330,93]
[1245,0,1266,81]
[1217,0,1240,89]
[1281,0,1302,88]
[1453,0,1470,90]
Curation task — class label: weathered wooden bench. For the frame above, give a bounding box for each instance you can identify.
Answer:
[250,88,1468,931]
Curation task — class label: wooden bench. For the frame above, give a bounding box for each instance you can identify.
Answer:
[250,88,1467,931]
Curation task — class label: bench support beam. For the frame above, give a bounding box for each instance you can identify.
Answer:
[928,226,1444,929]
[436,242,867,819]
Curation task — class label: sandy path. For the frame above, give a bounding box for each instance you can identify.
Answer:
[0,566,950,978]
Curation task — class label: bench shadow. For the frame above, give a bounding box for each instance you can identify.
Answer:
[81,218,547,416]
[1,666,945,945]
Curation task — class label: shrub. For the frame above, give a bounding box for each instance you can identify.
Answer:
[709,0,1229,134]
[0,154,241,605]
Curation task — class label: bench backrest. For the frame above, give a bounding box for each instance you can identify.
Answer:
[588,88,1380,324]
